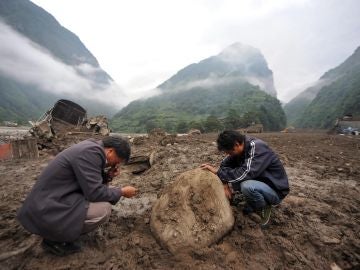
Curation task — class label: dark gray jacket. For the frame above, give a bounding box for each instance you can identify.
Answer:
[17,139,121,242]
[217,136,289,199]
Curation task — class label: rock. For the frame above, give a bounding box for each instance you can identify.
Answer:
[133,136,147,145]
[322,236,341,244]
[149,151,157,166]
[225,251,238,263]
[330,262,342,270]
[188,129,201,135]
[150,168,234,254]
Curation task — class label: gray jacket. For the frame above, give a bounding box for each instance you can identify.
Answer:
[17,139,121,242]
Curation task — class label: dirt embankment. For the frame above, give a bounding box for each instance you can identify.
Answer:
[0,132,359,269]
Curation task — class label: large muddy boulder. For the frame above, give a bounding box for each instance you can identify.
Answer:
[150,168,234,254]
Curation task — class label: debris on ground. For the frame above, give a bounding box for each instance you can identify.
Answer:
[82,115,110,136]
[29,99,110,143]
[188,129,201,135]
[0,132,359,269]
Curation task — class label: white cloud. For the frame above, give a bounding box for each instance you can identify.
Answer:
[12,0,360,103]
[0,20,127,107]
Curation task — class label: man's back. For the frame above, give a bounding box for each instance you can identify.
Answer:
[17,139,115,242]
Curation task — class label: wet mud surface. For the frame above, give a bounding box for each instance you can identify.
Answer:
[0,132,359,269]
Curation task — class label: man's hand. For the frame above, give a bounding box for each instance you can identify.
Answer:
[223,184,232,200]
[200,163,218,174]
[109,165,120,178]
[121,186,138,198]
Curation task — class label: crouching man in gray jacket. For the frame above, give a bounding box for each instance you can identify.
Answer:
[17,136,137,256]
[201,130,289,226]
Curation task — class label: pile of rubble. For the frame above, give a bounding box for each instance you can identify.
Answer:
[0,99,111,161]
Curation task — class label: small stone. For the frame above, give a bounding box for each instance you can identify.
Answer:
[136,247,143,257]
[323,236,341,244]
[133,236,140,245]
[150,181,159,187]
[330,262,342,270]
[225,251,237,263]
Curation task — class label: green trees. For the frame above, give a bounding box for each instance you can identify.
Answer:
[176,121,189,133]
[111,82,286,133]
[203,115,223,132]
[285,46,360,128]
[224,109,241,129]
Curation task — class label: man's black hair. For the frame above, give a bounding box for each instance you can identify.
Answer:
[102,136,131,162]
[217,130,245,151]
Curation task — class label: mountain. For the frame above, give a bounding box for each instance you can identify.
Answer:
[159,43,276,96]
[111,44,286,133]
[0,0,119,124]
[284,46,360,128]
[283,79,332,125]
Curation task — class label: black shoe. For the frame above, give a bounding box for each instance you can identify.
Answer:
[230,192,245,206]
[42,239,81,256]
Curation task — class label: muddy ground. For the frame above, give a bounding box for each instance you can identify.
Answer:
[0,132,359,270]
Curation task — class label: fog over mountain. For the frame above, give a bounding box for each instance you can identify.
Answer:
[31,0,360,103]
[0,0,129,122]
[112,43,286,133]
[158,43,276,96]
[0,19,126,107]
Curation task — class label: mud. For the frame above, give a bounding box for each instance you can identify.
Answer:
[0,132,359,269]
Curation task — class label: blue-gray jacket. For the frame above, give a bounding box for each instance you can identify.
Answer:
[217,136,289,199]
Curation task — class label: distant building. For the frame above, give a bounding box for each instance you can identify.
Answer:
[3,121,18,127]
[333,115,360,134]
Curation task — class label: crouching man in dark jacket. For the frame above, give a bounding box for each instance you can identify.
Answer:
[201,130,289,226]
[17,136,137,256]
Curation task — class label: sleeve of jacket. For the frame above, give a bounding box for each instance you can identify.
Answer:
[217,140,273,184]
[72,147,121,205]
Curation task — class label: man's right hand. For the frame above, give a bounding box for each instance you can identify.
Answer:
[223,184,232,200]
[121,186,138,198]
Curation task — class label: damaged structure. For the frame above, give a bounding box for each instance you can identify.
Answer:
[0,100,111,161]
[330,115,360,135]
[29,99,110,139]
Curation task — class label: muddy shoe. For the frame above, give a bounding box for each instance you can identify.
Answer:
[230,192,245,206]
[42,239,81,256]
[258,205,272,227]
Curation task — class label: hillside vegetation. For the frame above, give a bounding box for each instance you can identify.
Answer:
[295,68,360,128]
[112,43,285,133]
[111,83,286,133]
[285,46,360,128]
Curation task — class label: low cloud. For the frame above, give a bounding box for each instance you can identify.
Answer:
[161,73,275,96]
[0,20,127,108]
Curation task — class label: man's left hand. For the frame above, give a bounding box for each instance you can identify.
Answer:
[108,165,120,179]
[200,163,218,174]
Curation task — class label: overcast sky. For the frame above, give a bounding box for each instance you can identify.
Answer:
[31,0,360,102]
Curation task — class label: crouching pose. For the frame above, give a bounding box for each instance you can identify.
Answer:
[17,136,137,256]
[201,130,289,226]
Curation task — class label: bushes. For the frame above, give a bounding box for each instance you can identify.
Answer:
[111,82,286,133]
